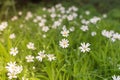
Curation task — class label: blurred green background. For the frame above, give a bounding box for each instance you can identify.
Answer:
[0,0,120,20]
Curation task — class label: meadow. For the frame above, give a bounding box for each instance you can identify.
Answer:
[0,2,120,80]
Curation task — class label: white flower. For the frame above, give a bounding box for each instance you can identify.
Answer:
[25,11,33,20]
[36,50,46,62]
[11,16,18,21]
[39,22,45,27]
[50,13,56,18]
[67,15,74,21]
[18,11,22,16]
[103,14,107,18]
[0,21,8,31]
[52,21,61,29]
[6,62,16,73]
[42,26,49,32]
[6,62,23,80]
[102,30,114,38]
[7,72,17,79]
[9,33,16,39]
[42,34,46,38]
[112,75,120,80]
[90,16,101,24]
[59,39,69,48]
[33,19,38,23]
[80,25,89,32]
[61,29,69,37]
[32,66,35,70]
[72,13,78,18]
[47,54,56,61]
[10,47,18,56]
[79,42,91,53]
[25,55,34,62]
[91,32,97,36]
[27,42,36,50]
[85,10,90,15]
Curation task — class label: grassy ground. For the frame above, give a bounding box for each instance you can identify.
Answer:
[0,2,120,80]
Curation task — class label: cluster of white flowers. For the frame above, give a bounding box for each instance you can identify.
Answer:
[25,50,56,62]
[10,47,19,56]
[41,4,78,29]
[79,42,91,53]
[27,42,36,50]
[6,62,23,80]
[112,75,120,80]
[0,21,8,32]
[36,50,56,62]
[102,30,120,42]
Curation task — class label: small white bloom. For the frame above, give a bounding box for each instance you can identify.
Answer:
[112,75,120,80]
[79,42,91,53]
[42,26,49,32]
[6,62,23,80]
[61,29,69,37]
[67,15,74,21]
[10,47,18,56]
[9,33,16,39]
[25,11,33,20]
[39,22,45,27]
[32,66,35,70]
[50,13,56,18]
[36,50,46,62]
[90,16,101,24]
[6,62,16,73]
[11,16,18,21]
[27,42,36,50]
[25,55,34,62]
[0,21,8,31]
[85,10,90,15]
[47,54,56,61]
[42,34,46,38]
[59,39,69,48]
[91,32,97,36]
[103,14,107,18]
[7,72,17,79]
[80,25,89,32]
[18,11,22,16]
[33,19,38,23]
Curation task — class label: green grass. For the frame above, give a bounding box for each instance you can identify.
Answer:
[0,2,120,80]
